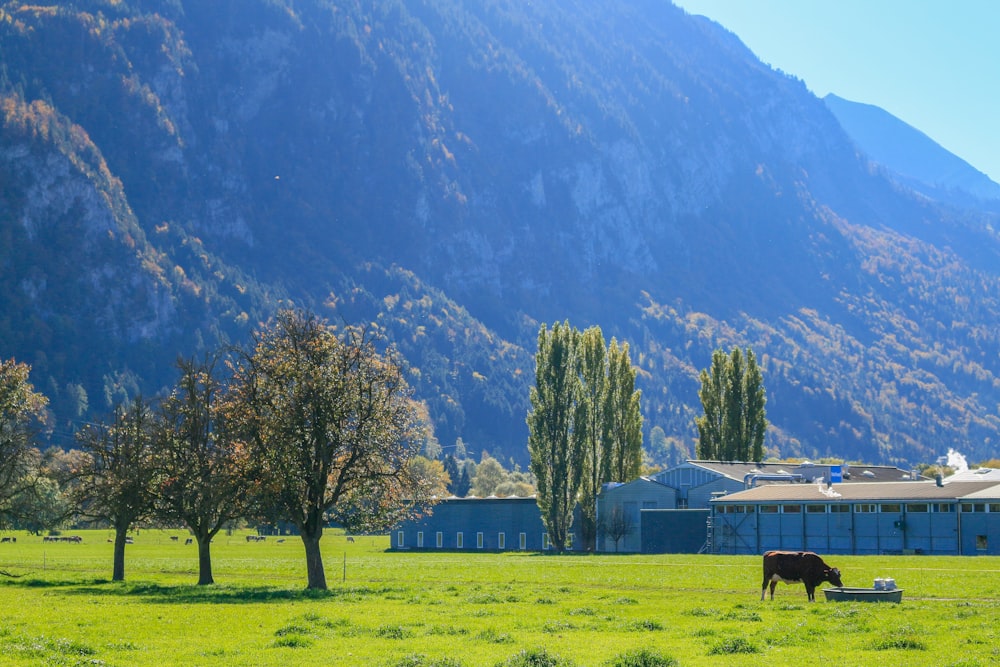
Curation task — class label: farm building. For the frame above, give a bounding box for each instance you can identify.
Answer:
[649,460,922,509]
[709,478,1000,555]
[392,496,551,551]
[595,477,707,553]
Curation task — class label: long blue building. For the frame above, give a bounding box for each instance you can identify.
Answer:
[709,478,1000,555]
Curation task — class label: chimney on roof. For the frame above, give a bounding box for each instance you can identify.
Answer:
[935,473,943,487]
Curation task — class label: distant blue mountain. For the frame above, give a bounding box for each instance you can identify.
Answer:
[824,93,1000,205]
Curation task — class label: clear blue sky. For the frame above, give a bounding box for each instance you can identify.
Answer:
[672,0,1000,183]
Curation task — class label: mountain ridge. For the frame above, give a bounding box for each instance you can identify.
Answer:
[824,92,1000,208]
[2,1,1000,468]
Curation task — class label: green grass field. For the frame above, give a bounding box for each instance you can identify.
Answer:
[1,529,998,666]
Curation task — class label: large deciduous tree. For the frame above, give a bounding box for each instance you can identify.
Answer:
[0,359,48,528]
[527,322,583,552]
[75,399,160,581]
[225,309,428,590]
[155,356,248,585]
[695,347,767,462]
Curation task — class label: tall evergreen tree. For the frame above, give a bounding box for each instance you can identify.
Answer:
[443,454,460,494]
[695,347,768,462]
[454,464,472,497]
[527,322,583,552]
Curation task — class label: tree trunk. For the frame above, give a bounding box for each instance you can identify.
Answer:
[112,523,128,582]
[301,530,327,590]
[580,514,596,552]
[196,533,214,585]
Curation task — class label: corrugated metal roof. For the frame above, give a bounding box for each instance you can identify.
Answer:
[710,480,1000,503]
[686,460,920,484]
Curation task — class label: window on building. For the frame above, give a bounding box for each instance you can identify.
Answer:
[854,504,876,513]
[456,532,464,549]
[416,531,424,548]
[436,532,443,548]
[990,504,1000,513]
[830,504,850,513]
[477,532,484,549]
[677,498,689,509]
[397,531,404,548]
[519,532,526,550]
[881,504,901,513]
[935,503,955,513]
[759,505,778,514]
[806,504,827,513]
[782,504,801,513]
[907,504,929,513]
[977,535,988,550]
[961,503,986,513]
[498,532,505,550]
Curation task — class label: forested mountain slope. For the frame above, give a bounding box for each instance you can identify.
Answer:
[2,0,1000,467]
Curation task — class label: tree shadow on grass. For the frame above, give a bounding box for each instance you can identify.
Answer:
[60,581,403,605]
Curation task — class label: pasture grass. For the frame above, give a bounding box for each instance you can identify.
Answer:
[1,529,999,665]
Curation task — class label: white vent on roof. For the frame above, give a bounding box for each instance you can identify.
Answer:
[862,470,876,478]
[975,468,992,475]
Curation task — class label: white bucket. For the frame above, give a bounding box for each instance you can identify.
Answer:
[874,578,886,590]
[884,578,896,590]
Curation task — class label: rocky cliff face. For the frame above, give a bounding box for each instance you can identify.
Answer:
[3,0,1000,467]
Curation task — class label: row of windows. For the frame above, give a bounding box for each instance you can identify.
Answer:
[717,502,1000,514]
[397,531,531,550]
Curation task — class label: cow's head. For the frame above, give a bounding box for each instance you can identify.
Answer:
[826,567,843,587]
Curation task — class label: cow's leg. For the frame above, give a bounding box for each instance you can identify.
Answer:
[769,580,777,600]
[806,584,815,601]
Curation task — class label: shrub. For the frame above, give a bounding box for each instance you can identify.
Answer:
[624,619,663,632]
[496,647,575,666]
[476,628,515,644]
[393,654,465,667]
[603,648,678,667]
[271,634,314,648]
[375,625,414,639]
[708,636,759,655]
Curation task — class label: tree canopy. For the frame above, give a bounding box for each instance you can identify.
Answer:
[224,309,431,589]
[695,347,767,462]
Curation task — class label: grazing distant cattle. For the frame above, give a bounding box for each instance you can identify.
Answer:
[185,538,193,545]
[346,536,355,543]
[762,551,843,601]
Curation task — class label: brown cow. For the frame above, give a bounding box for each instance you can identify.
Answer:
[761,550,842,601]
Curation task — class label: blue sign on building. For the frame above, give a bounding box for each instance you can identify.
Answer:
[830,465,842,483]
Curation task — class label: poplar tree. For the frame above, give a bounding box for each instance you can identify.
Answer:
[576,326,607,551]
[604,339,643,483]
[527,322,582,552]
[695,347,767,462]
